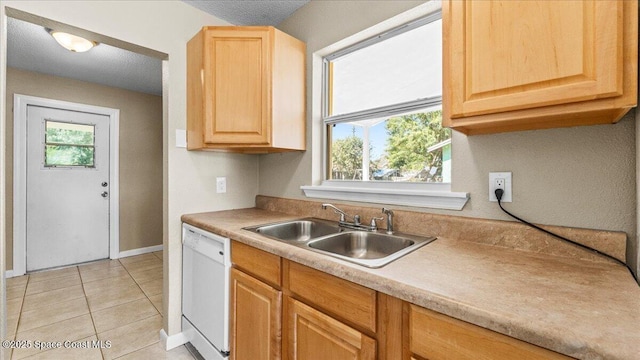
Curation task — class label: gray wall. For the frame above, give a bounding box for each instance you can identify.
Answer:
[260,0,638,276]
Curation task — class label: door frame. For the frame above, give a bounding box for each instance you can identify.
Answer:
[13,94,120,276]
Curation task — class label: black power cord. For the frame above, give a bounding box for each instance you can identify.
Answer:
[494,188,635,278]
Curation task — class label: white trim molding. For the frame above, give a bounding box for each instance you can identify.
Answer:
[119,244,163,259]
[159,329,188,351]
[301,181,469,210]
[305,0,469,210]
[13,94,120,276]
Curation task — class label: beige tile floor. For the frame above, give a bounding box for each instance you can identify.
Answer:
[4,251,196,360]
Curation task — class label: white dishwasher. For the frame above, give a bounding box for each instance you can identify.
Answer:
[182,223,231,359]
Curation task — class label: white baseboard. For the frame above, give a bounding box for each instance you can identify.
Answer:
[6,245,163,277]
[160,328,188,351]
[118,244,163,259]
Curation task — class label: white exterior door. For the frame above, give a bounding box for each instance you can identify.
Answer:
[26,105,110,271]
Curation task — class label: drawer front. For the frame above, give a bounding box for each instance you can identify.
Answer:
[231,241,281,288]
[287,261,376,333]
[409,305,573,360]
[285,297,376,360]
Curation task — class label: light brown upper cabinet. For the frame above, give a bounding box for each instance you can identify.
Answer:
[187,26,306,152]
[443,0,638,135]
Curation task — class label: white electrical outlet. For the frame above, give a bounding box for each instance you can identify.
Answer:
[216,177,227,194]
[489,172,512,202]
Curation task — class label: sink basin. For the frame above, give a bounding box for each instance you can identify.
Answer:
[308,231,436,268]
[245,218,340,242]
[244,218,436,268]
[308,232,413,259]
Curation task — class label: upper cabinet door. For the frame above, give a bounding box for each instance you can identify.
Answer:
[448,0,623,118]
[187,26,306,152]
[443,0,637,135]
[203,29,271,145]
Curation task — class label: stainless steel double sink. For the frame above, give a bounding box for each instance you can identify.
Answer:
[243,218,436,268]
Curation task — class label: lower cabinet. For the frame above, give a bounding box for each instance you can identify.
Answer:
[228,240,573,360]
[284,297,376,360]
[408,305,573,360]
[230,268,282,360]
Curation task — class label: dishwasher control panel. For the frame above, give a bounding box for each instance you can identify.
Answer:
[183,224,229,265]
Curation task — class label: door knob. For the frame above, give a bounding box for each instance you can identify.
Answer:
[101,182,108,187]
[101,191,109,198]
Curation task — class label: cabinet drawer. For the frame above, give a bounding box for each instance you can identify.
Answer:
[286,261,376,333]
[231,241,281,288]
[286,297,376,360]
[409,305,573,360]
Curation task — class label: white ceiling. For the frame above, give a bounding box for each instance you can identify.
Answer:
[183,0,310,26]
[6,1,310,96]
[7,17,163,96]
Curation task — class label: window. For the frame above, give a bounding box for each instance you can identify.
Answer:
[301,4,468,210]
[44,120,95,167]
[324,12,450,184]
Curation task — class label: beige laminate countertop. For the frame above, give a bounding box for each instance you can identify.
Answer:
[182,208,640,360]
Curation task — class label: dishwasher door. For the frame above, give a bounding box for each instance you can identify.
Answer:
[182,224,230,356]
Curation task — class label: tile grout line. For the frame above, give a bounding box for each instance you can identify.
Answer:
[22,275,83,298]
[14,256,161,360]
[118,259,162,316]
[78,265,106,360]
[5,275,29,360]
[98,258,163,359]
[12,256,162,360]
[12,274,30,341]
[82,258,159,316]
[13,271,91,335]
[14,267,85,360]
[150,252,163,315]
[83,258,159,359]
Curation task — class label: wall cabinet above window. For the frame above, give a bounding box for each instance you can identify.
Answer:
[187,26,306,153]
[443,0,638,135]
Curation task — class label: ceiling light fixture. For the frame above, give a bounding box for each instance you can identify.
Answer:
[47,29,96,52]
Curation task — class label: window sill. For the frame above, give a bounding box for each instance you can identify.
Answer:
[300,181,469,210]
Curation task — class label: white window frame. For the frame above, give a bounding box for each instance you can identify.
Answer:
[301,1,469,210]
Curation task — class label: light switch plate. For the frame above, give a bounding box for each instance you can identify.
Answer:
[175,129,187,148]
[216,177,227,194]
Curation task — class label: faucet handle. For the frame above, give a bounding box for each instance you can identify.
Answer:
[369,216,384,229]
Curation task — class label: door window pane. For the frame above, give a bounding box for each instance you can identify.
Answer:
[44,120,95,167]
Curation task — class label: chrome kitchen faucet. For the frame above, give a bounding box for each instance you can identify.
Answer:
[321,203,381,231]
